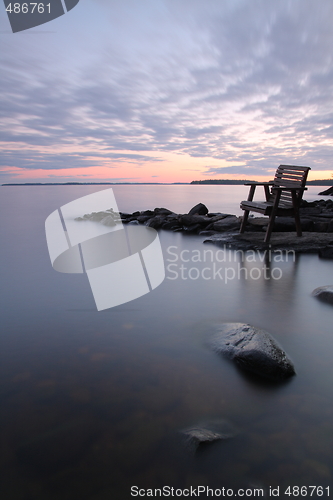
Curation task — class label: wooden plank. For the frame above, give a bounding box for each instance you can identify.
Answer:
[275,181,303,187]
[280,182,304,187]
[241,201,270,210]
[240,201,272,215]
[276,170,305,176]
[279,165,310,171]
[275,172,305,179]
[275,171,310,183]
[274,179,304,186]
[275,177,305,184]
[277,167,307,173]
[276,166,306,173]
[275,174,305,181]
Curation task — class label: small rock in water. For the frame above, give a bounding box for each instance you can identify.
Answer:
[312,285,333,305]
[210,323,295,382]
[181,419,237,450]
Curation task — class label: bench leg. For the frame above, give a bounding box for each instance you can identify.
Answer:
[264,214,276,243]
[240,185,256,234]
[294,209,302,236]
[240,210,250,233]
[292,191,302,237]
[264,190,281,243]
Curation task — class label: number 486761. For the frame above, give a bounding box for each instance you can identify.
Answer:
[285,486,329,496]
[6,3,51,14]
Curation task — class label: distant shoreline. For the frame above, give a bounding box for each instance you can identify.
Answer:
[191,179,333,186]
[2,179,333,186]
[1,182,188,186]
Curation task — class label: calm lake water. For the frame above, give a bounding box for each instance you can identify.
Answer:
[1,184,333,499]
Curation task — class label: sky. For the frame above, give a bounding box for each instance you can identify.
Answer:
[0,0,333,183]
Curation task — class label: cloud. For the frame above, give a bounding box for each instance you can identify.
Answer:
[0,147,164,170]
[203,165,277,177]
[1,0,333,180]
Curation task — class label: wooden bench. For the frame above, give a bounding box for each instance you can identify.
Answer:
[240,165,311,243]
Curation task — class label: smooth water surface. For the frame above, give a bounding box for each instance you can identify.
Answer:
[1,185,333,499]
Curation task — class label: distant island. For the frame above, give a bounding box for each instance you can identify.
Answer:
[191,179,333,185]
[191,179,250,185]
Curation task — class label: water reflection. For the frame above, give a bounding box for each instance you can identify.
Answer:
[1,187,333,498]
[232,249,302,323]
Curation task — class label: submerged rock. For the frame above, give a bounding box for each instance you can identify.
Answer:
[210,323,295,382]
[181,419,237,450]
[312,285,333,305]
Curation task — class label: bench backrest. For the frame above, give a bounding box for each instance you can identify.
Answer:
[271,165,311,208]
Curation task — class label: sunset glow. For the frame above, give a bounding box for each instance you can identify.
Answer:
[1,1,333,184]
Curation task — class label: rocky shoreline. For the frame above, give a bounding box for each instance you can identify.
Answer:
[115,200,333,254]
[75,199,333,254]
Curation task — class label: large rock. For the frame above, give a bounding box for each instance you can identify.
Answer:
[210,323,295,382]
[312,285,333,305]
[271,217,314,232]
[246,216,315,232]
[154,207,175,216]
[137,215,153,223]
[319,187,333,196]
[145,216,166,229]
[188,203,209,215]
[140,210,155,217]
[212,216,241,232]
[179,214,211,227]
[319,245,333,259]
[161,220,182,230]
